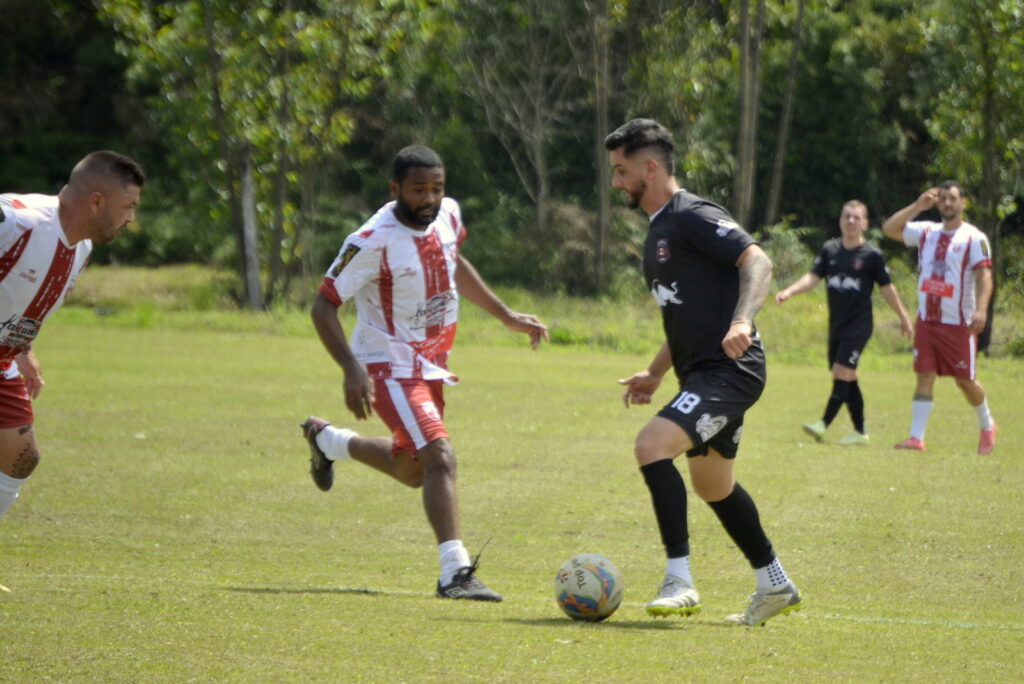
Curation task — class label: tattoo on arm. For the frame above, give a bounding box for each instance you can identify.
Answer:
[733,251,772,323]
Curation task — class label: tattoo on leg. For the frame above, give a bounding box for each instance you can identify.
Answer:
[17,425,32,435]
[10,443,40,478]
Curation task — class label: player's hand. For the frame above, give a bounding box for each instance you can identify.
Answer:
[900,318,915,340]
[343,366,374,420]
[969,310,987,335]
[722,320,753,360]
[618,371,661,408]
[916,187,939,212]
[15,350,44,399]
[775,290,790,305]
[504,312,550,350]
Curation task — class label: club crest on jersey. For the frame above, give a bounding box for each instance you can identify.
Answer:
[656,239,670,263]
[696,413,728,442]
[331,244,361,276]
[853,258,863,271]
[716,219,740,236]
[651,279,682,307]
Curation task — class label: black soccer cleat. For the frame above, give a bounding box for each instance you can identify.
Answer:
[436,556,502,602]
[301,416,333,492]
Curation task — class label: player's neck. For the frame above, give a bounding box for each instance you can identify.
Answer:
[642,178,681,218]
[942,216,963,231]
[841,235,865,249]
[56,193,84,245]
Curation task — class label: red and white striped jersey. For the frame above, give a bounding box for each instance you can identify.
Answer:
[903,220,992,326]
[0,194,92,378]
[319,198,466,383]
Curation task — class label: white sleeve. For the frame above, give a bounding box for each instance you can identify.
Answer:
[323,231,381,304]
[902,221,930,248]
[0,200,25,254]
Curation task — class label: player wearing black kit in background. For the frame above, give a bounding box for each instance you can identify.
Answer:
[607,118,801,627]
[777,201,912,445]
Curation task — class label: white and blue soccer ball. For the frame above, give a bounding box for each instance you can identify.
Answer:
[554,553,624,621]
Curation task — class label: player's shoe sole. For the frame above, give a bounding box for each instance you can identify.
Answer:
[301,417,334,491]
[645,575,701,618]
[725,583,802,626]
[837,431,870,446]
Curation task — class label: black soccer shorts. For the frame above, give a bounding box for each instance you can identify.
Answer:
[828,336,870,370]
[656,368,765,460]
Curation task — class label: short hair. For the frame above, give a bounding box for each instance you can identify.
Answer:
[842,199,868,218]
[604,118,675,175]
[939,180,966,198]
[392,145,444,183]
[70,150,145,189]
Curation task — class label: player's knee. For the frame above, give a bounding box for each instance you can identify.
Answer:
[399,468,424,489]
[633,435,668,466]
[691,478,732,502]
[418,439,456,477]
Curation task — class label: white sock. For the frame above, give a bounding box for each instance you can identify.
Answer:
[972,400,993,430]
[910,399,933,440]
[755,558,791,592]
[665,556,693,586]
[315,425,357,461]
[0,471,28,519]
[438,540,471,585]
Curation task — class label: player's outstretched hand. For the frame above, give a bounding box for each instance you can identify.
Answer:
[343,365,374,420]
[722,320,753,360]
[618,371,661,408]
[505,312,550,350]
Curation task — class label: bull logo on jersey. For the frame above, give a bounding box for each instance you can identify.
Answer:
[651,279,682,307]
[716,219,740,236]
[656,239,670,263]
[696,413,728,442]
[827,275,861,292]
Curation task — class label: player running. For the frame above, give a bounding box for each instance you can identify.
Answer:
[776,200,913,445]
[301,145,548,601]
[0,152,145,538]
[606,119,801,627]
[882,182,996,454]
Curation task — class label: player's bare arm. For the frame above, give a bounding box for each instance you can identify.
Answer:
[454,254,549,349]
[14,350,44,400]
[311,292,373,420]
[880,283,915,339]
[970,266,993,334]
[775,272,820,304]
[724,244,772,360]
[882,187,938,241]
[618,342,671,408]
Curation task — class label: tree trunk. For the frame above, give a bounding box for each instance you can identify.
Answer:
[592,0,611,290]
[763,0,806,227]
[733,0,765,229]
[241,150,263,310]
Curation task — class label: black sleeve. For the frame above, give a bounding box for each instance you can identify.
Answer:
[683,202,756,267]
[870,247,893,286]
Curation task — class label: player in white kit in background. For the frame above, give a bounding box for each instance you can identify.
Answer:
[302,145,548,601]
[0,152,144,591]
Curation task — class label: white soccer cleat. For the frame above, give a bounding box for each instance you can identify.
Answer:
[645,574,701,617]
[725,582,802,626]
[837,431,870,446]
[802,420,827,443]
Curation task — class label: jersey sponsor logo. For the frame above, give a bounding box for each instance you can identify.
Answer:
[651,279,682,307]
[330,244,361,276]
[656,238,670,263]
[410,290,456,329]
[0,314,41,351]
[920,277,953,298]
[715,219,739,236]
[17,268,38,284]
[827,275,862,292]
[695,413,728,442]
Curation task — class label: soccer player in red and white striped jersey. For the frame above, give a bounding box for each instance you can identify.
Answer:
[883,182,996,454]
[0,152,144,537]
[302,146,548,601]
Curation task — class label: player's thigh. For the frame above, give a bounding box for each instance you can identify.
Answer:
[634,416,693,465]
[831,338,867,379]
[373,378,449,455]
[0,424,40,478]
[686,449,736,502]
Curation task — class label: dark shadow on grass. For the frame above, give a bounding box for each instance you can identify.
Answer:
[431,615,689,630]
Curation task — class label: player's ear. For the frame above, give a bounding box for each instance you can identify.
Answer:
[88,191,105,215]
[389,180,399,198]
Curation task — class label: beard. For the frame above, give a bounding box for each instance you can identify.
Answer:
[625,179,647,209]
[396,196,439,227]
[939,207,960,221]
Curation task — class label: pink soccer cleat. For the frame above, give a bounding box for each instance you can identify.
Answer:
[893,437,925,451]
[978,422,997,455]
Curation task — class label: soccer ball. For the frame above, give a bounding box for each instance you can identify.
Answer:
[554,553,624,621]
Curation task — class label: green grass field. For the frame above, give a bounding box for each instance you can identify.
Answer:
[2,272,1023,681]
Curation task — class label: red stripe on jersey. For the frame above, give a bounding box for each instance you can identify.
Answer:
[24,240,75,320]
[379,246,395,335]
[317,277,343,307]
[957,237,972,326]
[416,231,449,340]
[925,231,951,323]
[10,199,27,209]
[0,231,32,282]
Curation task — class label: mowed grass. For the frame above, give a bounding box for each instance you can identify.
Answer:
[1,312,1022,682]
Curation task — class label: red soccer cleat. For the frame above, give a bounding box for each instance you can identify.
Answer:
[893,437,926,451]
[978,422,997,455]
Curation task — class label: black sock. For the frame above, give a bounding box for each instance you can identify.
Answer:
[847,380,865,433]
[640,460,690,558]
[706,482,775,568]
[822,379,851,426]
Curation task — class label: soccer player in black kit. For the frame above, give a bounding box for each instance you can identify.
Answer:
[606,118,801,627]
[777,200,913,445]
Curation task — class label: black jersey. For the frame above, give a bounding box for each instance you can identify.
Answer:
[644,190,764,384]
[810,239,892,340]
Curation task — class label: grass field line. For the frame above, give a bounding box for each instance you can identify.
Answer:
[11,572,1023,634]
